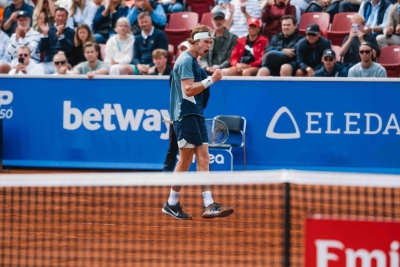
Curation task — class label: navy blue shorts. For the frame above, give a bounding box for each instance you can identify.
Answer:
[174,115,208,148]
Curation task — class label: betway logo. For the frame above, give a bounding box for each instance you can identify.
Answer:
[63,101,170,139]
[316,239,400,267]
[266,106,400,139]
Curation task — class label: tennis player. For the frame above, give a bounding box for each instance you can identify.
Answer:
[162,25,234,220]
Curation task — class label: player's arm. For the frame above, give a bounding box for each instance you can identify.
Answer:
[182,69,222,97]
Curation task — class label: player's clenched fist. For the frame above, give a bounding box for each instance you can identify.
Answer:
[211,69,223,83]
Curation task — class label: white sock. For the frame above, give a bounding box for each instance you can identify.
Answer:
[202,191,214,207]
[168,189,179,206]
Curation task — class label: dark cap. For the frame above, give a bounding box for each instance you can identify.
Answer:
[322,48,336,58]
[360,41,373,49]
[16,10,30,18]
[212,11,225,20]
[306,24,320,34]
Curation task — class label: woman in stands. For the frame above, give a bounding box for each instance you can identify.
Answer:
[72,23,100,65]
[32,0,55,32]
[225,17,268,76]
[104,17,134,75]
[92,0,129,44]
[66,0,98,30]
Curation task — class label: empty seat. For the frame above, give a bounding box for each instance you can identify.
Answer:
[164,12,199,51]
[186,0,214,21]
[327,12,357,46]
[200,12,214,30]
[378,46,400,77]
[331,45,342,62]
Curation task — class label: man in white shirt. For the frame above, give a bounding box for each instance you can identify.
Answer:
[8,45,45,74]
[225,0,261,37]
[348,41,387,77]
[52,51,72,75]
[0,15,11,73]
[6,10,41,63]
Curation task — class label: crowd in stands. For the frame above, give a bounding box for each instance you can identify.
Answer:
[1,0,399,78]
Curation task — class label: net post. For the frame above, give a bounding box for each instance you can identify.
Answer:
[0,118,2,171]
[283,182,291,267]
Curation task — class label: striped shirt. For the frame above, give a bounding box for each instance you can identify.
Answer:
[226,0,262,38]
[0,31,11,63]
[6,28,41,63]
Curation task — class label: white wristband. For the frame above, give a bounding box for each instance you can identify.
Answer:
[201,77,213,89]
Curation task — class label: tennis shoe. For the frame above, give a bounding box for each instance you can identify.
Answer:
[162,202,192,220]
[202,202,234,219]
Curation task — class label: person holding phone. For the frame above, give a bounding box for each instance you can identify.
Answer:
[8,45,45,74]
[376,1,400,50]
[339,14,379,66]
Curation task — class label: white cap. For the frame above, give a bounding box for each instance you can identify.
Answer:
[178,41,190,50]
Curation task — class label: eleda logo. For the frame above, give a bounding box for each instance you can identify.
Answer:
[266,106,300,139]
[0,91,14,119]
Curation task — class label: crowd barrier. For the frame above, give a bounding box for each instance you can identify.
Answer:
[1,76,400,173]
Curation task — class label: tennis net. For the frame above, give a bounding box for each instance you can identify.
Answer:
[1,170,400,267]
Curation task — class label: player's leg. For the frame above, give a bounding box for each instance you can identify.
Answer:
[196,117,234,219]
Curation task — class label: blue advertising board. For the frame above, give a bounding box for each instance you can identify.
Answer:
[1,76,400,173]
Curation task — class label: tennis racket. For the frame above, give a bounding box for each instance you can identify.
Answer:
[206,118,229,147]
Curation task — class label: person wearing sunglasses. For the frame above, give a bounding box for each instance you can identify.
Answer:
[8,45,45,74]
[295,23,331,77]
[314,48,348,77]
[52,51,72,75]
[348,41,387,77]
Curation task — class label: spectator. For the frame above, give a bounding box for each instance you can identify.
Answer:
[6,10,41,63]
[261,0,296,40]
[38,7,75,74]
[2,0,34,36]
[0,16,11,73]
[339,0,362,13]
[71,41,109,78]
[376,1,400,50]
[257,15,303,76]
[176,40,189,58]
[52,51,73,74]
[72,23,99,65]
[93,0,128,44]
[225,0,262,37]
[348,41,387,76]
[66,0,98,30]
[305,0,341,23]
[104,17,134,75]
[358,0,392,36]
[225,17,268,76]
[296,23,331,76]
[314,48,348,77]
[159,0,183,14]
[8,45,45,74]
[32,0,55,32]
[127,0,166,35]
[211,0,230,14]
[340,14,379,66]
[120,11,168,75]
[200,11,238,74]
[148,48,171,75]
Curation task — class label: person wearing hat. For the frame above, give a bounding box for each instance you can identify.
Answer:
[5,10,40,64]
[226,17,268,76]
[225,0,262,38]
[2,0,34,36]
[348,41,387,77]
[314,48,348,77]
[200,11,238,75]
[295,23,331,77]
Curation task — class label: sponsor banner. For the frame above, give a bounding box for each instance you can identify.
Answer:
[1,77,400,171]
[179,148,233,172]
[305,217,400,267]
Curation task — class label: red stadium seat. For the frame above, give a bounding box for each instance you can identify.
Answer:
[331,45,342,62]
[164,12,199,51]
[186,0,214,21]
[200,12,215,30]
[298,12,330,38]
[327,12,357,46]
[168,44,175,67]
[378,46,400,77]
